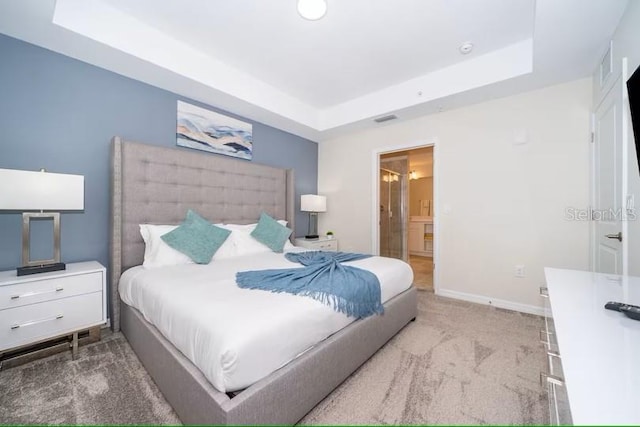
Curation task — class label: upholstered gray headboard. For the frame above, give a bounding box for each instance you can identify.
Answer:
[110,137,295,331]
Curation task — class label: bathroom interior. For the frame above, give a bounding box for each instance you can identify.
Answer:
[380,147,434,290]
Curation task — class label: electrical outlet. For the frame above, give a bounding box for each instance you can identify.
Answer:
[515,265,525,278]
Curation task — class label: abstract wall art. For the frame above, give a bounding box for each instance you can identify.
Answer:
[177,101,253,160]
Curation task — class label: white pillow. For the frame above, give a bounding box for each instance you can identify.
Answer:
[139,224,193,268]
[277,220,296,250]
[222,220,295,256]
[210,225,237,261]
[220,223,271,256]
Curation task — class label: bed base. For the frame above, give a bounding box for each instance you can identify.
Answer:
[121,286,418,425]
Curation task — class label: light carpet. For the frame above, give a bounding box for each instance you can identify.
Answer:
[0,334,180,425]
[0,291,548,425]
[300,291,548,424]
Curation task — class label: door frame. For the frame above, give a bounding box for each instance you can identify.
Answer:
[371,137,440,291]
[590,57,630,275]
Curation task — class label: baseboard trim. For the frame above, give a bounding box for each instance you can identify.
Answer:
[435,288,545,316]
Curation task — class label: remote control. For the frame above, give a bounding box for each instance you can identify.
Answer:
[620,306,640,321]
[604,301,633,311]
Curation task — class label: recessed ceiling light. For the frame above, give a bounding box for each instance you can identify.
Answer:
[459,42,474,55]
[297,0,328,21]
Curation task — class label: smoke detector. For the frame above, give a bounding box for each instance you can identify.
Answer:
[459,42,474,55]
[297,0,328,20]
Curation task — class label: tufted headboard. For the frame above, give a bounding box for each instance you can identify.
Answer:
[109,137,295,331]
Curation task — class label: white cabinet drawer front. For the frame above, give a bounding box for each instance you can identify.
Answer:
[0,292,104,351]
[0,272,103,310]
[548,381,573,425]
[295,239,339,252]
[547,354,572,425]
[317,241,338,251]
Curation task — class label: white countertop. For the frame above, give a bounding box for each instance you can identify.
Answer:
[409,216,433,223]
[0,261,105,285]
[544,268,640,425]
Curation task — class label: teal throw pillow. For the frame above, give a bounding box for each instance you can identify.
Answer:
[251,212,293,253]
[161,210,231,264]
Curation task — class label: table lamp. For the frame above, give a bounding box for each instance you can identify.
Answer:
[301,194,326,239]
[0,168,84,276]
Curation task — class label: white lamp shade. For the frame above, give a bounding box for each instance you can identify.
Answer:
[301,194,327,212]
[0,168,84,211]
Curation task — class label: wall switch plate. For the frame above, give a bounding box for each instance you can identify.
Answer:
[515,265,525,278]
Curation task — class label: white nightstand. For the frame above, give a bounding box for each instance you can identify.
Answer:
[0,261,106,362]
[294,236,339,252]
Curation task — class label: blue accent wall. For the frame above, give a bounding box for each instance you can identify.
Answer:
[0,34,318,271]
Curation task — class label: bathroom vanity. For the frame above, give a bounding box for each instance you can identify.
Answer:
[408,216,433,257]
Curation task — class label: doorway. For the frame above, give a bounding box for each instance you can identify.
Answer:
[377,145,436,291]
[591,57,630,275]
[407,147,434,290]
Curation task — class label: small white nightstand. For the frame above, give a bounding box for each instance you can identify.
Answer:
[294,236,339,252]
[0,261,106,362]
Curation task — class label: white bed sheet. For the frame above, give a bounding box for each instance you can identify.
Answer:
[119,250,413,392]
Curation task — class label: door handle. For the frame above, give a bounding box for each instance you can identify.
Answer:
[605,232,622,242]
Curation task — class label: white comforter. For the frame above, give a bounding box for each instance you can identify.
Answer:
[119,250,413,392]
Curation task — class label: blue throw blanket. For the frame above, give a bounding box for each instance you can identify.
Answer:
[236,251,384,318]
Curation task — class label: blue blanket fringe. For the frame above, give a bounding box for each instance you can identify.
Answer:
[236,251,384,318]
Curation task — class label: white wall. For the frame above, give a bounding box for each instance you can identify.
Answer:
[318,79,592,313]
[593,2,640,275]
[410,178,433,217]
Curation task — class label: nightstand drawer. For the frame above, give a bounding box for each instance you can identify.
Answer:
[0,271,103,310]
[0,291,104,351]
[315,240,338,251]
[294,237,339,252]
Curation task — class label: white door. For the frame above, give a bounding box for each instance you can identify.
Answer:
[594,76,623,274]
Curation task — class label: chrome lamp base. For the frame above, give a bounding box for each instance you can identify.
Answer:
[18,212,66,276]
[306,212,319,240]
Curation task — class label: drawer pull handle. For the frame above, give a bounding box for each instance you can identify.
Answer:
[547,350,561,359]
[10,314,64,330]
[540,372,565,387]
[539,287,549,298]
[9,287,64,300]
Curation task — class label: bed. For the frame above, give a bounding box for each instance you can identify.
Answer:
[109,137,418,424]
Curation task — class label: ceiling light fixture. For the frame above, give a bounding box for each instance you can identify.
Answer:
[297,0,328,21]
[459,42,474,55]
